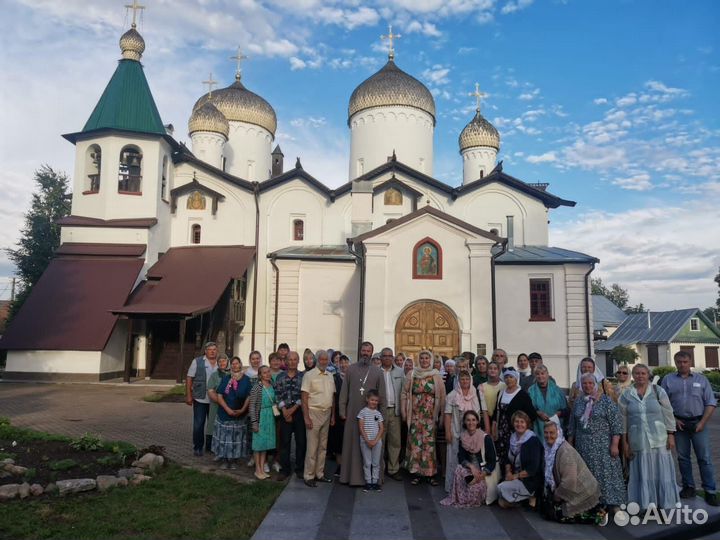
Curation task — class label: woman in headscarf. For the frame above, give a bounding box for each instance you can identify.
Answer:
[528,365,569,437]
[568,372,625,509]
[492,369,537,470]
[443,359,457,395]
[568,357,616,410]
[497,411,544,508]
[210,356,252,469]
[401,349,446,486]
[441,410,497,507]
[611,364,633,398]
[302,348,316,372]
[206,354,230,455]
[618,363,678,510]
[541,421,608,525]
[473,355,489,387]
[479,361,505,421]
[516,353,533,390]
[443,370,489,492]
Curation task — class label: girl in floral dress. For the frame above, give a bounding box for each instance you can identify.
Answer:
[401,350,446,485]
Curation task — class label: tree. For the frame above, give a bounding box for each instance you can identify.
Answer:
[704,307,719,326]
[6,165,70,319]
[715,266,720,310]
[591,277,630,310]
[625,303,646,314]
[610,345,639,366]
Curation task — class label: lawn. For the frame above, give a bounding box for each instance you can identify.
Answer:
[0,463,284,540]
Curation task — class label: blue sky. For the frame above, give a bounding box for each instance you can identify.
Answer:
[0,0,718,310]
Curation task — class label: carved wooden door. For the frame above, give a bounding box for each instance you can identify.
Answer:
[395,301,459,361]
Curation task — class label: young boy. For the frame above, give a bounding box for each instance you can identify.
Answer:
[357,389,385,492]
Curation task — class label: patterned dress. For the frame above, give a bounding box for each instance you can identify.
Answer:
[252,385,277,452]
[405,375,438,476]
[569,394,626,506]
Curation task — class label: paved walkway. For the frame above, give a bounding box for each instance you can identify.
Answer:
[2,382,719,539]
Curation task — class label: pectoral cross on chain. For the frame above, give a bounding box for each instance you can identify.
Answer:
[359,387,365,396]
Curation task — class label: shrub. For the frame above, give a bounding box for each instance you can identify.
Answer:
[49,458,78,471]
[96,455,123,467]
[104,440,138,463]
[70,433,103,452]
[703,370,720,392]
[23,467,37,481]
[652,366,676,383]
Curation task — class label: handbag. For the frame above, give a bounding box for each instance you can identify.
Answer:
[263,387,281,417]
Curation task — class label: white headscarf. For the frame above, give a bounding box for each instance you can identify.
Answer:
[575,357,605,390]
[543,420,565,491]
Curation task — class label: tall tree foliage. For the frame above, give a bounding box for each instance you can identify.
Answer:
[6,165,70,318]
[591,277,630,310]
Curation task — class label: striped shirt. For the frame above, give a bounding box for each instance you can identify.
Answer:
[357,407,383,441]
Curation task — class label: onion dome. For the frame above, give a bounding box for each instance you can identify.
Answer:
[348,60,436,125]
[193,74,277,136]
[459,110,500,152]
[119,27,145,61]
[188,102,229,138]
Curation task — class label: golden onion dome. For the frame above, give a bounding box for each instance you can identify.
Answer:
[188,102,229,138]
[459,110,500,152]
[193,76,277,136]
[119,26,145,61]
[348,60,436,125]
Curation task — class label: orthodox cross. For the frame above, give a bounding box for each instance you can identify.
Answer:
[381,24,401,60]
[124,0,145,28]
[230,47,249,80]
[469,82,487,113]
[202,72,218,97]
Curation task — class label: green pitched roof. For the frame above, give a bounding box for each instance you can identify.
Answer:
[82,59,165,135]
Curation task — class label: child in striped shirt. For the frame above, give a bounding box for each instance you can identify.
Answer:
[357,389,385,492]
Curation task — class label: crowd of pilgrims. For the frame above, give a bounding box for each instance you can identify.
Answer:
[186,342,718,527]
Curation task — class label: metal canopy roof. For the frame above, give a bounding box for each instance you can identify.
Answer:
[494,245,599,265]
[268,245,355,262]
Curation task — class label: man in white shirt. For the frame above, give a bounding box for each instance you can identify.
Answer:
[380,347,406,480]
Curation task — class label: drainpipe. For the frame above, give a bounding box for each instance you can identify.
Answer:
[347,239,366,360]
[251,182,260,350]
[490,239,508,351]
[584,262,596,357]
[269,255,280,352]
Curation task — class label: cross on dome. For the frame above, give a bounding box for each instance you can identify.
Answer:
[469,82,488,113]
[230,47,249,80]
[381,24,402,61]
[124,0,145,29]
[202,73,218,97]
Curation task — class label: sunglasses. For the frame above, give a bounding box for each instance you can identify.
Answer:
[616,371,628,375]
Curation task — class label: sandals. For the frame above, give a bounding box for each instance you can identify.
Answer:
[410,477,421,486]
[429,477,439,487]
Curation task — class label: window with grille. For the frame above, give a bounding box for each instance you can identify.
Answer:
[529,279,553,321]
[191,224,201,244]
[293,219,304,241]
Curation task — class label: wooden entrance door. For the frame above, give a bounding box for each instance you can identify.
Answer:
[395,301,460,360]
[647,344,659,366]
[705,346,719,368]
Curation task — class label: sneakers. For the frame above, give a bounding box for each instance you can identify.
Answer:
[598,511,609,527]
[680,486,697,499]
[264,463,270,474]
[373,483,382,492]
[219,462,229,470]
[705,492,720,507]
[272,462,282,473]
[229,462,238,470]
[304,479,317,488]
[334,465,341,477]
[247,457,255,467]
[363,483,372,492]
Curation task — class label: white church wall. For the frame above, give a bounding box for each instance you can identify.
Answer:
[224,121,273,181]
[262,182,327,252]
[362,215,495,353]
[5,350,104,377]
[296,261,360,354]
[100,319,128,375]
[349,106,434,179]
[372,189,415,229]
[60,226,149,248]
[455,185,549,246]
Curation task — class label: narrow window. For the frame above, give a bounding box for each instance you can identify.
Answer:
[357,158,364,176]
[161,155,168,201]
[191,224,201,244]
[690,318,700,331]
[293,219,304,241]
[119,145,142,193]
[529,279,553,321]
[85,145,101,193]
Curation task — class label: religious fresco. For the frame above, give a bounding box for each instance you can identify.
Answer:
[384,187,403,205]
[413,239,441,279]
[187,191,207,210]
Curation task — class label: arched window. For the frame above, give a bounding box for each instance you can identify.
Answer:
[85,145,101,193]
[118,145,142,193]
[293,219,304,241]
[191,224,201,244]
[412,237,442,280]
[161,155,168,201]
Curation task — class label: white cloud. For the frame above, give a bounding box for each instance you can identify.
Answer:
[644,80,687,96]
[526,151,557,163]
[616,93,637,107]
[500,0,534,15]
[422,64,451,85]
[317,6,380,29]
[289,57,307,70]
[405,20,442,37]
[289,116,327,128]
[612,173,653,191]
[593,98,608,105]
[552,200,720,310]
[518,88,540,101]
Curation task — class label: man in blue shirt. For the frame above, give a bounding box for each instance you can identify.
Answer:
[661,350,718,506]
[274,351,306,481]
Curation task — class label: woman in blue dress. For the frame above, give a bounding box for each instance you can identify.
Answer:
[249,366,277,480]
[209,356,251,469]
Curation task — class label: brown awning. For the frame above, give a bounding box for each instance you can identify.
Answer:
[1,256,143,351]
[114,245,255,317]
[55,243,147,257]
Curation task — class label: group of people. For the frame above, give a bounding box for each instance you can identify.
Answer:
[186,343,718,525]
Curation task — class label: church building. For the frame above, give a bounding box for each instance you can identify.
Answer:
[1,14,599,388]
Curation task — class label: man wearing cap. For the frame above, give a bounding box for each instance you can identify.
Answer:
[186,342,219,456]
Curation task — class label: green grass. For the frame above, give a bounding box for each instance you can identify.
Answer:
[143,385,186,403]
[49,459,78,471]
[0,422,71,444]
[0,464,284,540]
